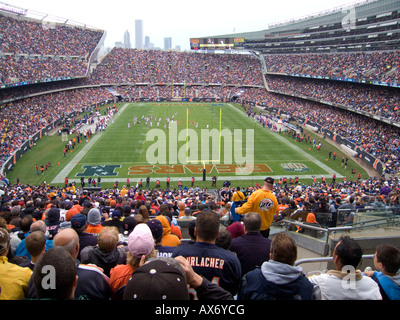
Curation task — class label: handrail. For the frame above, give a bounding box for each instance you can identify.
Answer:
[295,254,374,266]
[279,219,353,233]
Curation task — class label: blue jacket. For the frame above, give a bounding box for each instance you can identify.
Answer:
[239,260,313,300]
[372,271,400,300]
[15,233,53,260]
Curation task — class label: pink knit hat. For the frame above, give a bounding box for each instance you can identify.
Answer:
[128,223,154,258]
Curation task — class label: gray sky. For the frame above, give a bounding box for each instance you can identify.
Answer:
[6,0,361,50]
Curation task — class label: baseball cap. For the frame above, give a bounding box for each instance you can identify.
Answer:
[70,214,87,229]
[111,209,121,219]
[128,223,154,258]
[265,177,275,184]
[123,258,189,300]
[47,207,60,224]
[122,216,137,236]
[147,219,163,240]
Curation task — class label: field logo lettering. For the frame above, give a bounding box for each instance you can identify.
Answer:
[145,122,254,175]
[76,165,121,177]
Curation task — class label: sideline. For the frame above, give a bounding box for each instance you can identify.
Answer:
[51,103,129,184]
[226,103,342,178]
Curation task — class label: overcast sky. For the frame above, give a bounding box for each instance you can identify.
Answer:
[6,0,361,50]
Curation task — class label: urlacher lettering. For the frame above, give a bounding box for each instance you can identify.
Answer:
[187,256,225,269]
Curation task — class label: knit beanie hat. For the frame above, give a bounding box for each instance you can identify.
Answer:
[87,208,101,226]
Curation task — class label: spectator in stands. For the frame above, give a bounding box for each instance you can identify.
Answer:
[135,205,150,223]
[109,223,156,299]
[364,244,400,300]
[80,226,127,277]
[235,177,278,238]
[51,228,111,300]
[179,207,196,220]
[225,221,245,241]
[154,215,181,247]
[175,255,234,300]
[0,227,32,300]
[229,212,272,276]
[44,207,61,240]
[24,230,46,270]
[215,227,232,250]
[102,209,124,233]
[238,232,313,300]
[301,213,321,238]
[177,201,186,218]
[172,211,242,296]
[308,235,382,300]
[232,186,246,202]
[118,216,137,242]
[147,218,175,258]
[86,208,104,236]
[70,213,98,261]
[162,210,183,240]
[32,246,78,300]
[123,257,189,300]
[15,220,53,260]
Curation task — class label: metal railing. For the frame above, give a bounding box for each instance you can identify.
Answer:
[275,208,400,259]
[295,254,374,267]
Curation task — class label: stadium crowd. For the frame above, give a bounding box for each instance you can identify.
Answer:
[0,174,399,300]
[266,74,400,122]
[263,51,400,84]
[0,87,114,167]
[88,47,264,86]
[0,13,103,86]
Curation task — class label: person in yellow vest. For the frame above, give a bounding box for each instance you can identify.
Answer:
[235,177,278,238]
[120,186,129,198]
[232,186,246,202]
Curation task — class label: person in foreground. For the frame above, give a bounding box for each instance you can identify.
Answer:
[308,235,382,300]
[238,232,313,300]
[363,244,400,300]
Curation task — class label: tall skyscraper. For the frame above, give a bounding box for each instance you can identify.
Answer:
[124,30,131,49]
[164,37,172,50]
[144,36,150,49]
[135,20,143,49]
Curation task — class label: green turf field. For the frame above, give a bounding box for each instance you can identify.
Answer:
[6,102,368,189]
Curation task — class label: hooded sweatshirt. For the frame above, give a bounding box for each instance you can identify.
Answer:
[239,260,313,300]
[155,215,181,247]
[371,271,400,300]
[82,246,126,277]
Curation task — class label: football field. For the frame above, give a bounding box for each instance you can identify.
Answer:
[7,102,367,188]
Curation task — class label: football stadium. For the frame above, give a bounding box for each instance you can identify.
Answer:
[0,0,400,304]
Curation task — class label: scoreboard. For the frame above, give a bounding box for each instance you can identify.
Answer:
[190,37,244,50]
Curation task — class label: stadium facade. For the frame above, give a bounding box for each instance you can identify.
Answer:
[192,0,399,53]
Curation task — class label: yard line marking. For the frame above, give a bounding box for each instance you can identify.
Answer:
[51,103,129,184]
[226,103,339,175]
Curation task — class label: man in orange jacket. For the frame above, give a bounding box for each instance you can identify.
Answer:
[235,177,278,238]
